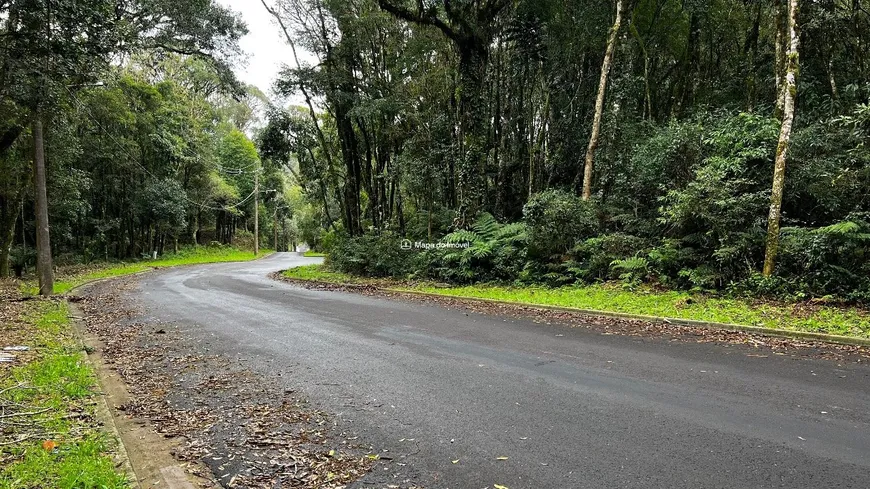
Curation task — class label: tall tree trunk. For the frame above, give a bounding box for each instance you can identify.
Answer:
[0,194,17,278]
[456,43,489,225]
[254,162,259,255]
[582,0,624,201]
[763,0,800,277]
[32,116,54,295]
[774,0,788,118]
[745,1,761,112]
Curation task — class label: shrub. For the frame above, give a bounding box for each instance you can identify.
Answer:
[327,232,416,278]
[563,233,648,283]
[610,255,650,288]
[319,229,338,254]
[523,190,598,260]
[427,213,529,283]
[656,112,778,288]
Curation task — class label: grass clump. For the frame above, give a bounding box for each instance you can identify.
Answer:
[283,264,870,338]
[1,435,127,489]
[284,264,365,283]
[302,250,327,257]
[0,300,129,488]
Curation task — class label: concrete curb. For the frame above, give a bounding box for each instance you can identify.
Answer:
[68,303,139,487]
[68,296,211,489]
[277,274,870,348]
[60,254,275,488]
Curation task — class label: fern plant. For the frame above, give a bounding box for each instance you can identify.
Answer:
[610,254,650,288]
[436,213,529,282]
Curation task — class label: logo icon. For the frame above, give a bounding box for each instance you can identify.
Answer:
[400,239,412,250]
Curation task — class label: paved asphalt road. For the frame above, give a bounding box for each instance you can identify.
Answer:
[134,253,870,488]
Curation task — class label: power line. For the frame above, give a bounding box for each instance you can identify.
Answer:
[64,84,260,212]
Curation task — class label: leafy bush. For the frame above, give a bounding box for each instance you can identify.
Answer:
[427,213,529,283]
[610,255,650,288]
[608,120,702,235]
[657,112,778,289]
[523,190,598,260]
[562,233,648,283]
[328,232,416,278]
[319,229,338,254]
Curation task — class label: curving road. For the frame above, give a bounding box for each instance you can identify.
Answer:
[134,252,870,488]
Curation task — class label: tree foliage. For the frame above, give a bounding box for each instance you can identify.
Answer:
[262,0,870,302]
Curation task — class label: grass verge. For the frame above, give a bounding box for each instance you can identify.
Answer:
[0,299,128,488]
[21,246,271,295]
[283,264,870,338]
[3,246,274,484]
[302,250,327,258]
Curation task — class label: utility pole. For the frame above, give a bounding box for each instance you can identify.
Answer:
[32,115,54,295]
[274,206,279,252]
[254,162,259,256]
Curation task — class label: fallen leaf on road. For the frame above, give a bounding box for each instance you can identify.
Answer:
[452,459,459,464]
[494,484,509,489]
[496,456,508,460]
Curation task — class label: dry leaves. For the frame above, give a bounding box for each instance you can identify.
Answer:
[78,277,383,488]
[274,275,870,363]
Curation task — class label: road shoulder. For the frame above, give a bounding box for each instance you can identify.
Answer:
[272,272,870,364]
[73,275,382,488]
[71,300,212,489]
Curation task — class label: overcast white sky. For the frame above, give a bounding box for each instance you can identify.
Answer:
[217,0,295,100]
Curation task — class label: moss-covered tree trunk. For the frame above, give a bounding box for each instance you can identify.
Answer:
[774,0,788,119]
[582,0,624,201]
[763,0,800,277]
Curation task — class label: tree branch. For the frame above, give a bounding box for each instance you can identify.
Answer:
[377,0,460,42]
[0,126,23,155]
[480,0,511,21]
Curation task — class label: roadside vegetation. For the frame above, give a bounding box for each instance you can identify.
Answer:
[255,1,870,315]
[0,293,128,488]
[19,245,271,296]
[284,264,870,338]
[2,244,271,485]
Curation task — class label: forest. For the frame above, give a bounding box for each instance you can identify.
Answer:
[259,0,870,303]
[0,0,302,295]
[2,0,870,302]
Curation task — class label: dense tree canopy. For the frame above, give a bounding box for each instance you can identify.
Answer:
[2,0,869,302]
[261,0,870,302]
[0,1,297,285]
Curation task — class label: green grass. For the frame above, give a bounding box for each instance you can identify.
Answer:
[283,264,870,338]
[1,436,127,489]
[0,302,129,488]
[283,264,372,284]
[303,250,327,257]
[21,245,271,295]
